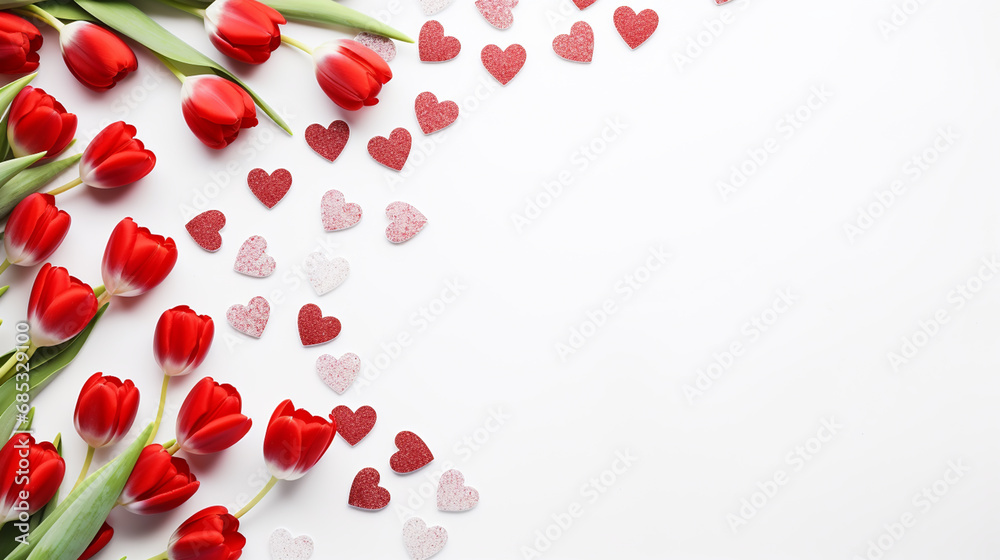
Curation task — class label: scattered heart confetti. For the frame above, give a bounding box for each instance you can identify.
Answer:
[227,296,270,338]
[305,120,350,162]
[419,21,461,62]
[354,32,396,62]
[247,168,292,209]
[385,202,427,244]
[368,128,412,171]
[234,235,276,278]
[269,528,314,560]
[481,44,526,85]
[390,431,434,474]
[415,92,459,135]
[320,189,362,232]
[316,352,361,394]
[419,0,453,15]
[475,0,517,30]
[185,210,225,252]
[573,0,597,8]
[402,518,447,560]
[305,252,349,296]
[332,405,377,446]
[437,469,479,512]
[349,467,391,510]
[553,21,594,63]
[614,6,658,49]
[298,303,342,346]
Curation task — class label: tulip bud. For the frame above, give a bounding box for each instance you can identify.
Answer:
[80,121,156,189]
[3,193,70,267]
[263,400,336,481]
[102,217,177,298]
[154,306,214,377]
[78,521,114,560]
[0,12,42,74]
[7,86,77,160]
[0,433,65,522]
[177,377,251,454]
[73,372,140,448]
[118,444,199,514]
[59,21,137,91]
[205,0,285,64]
[312,39,392,111]
[180,75,257,149]
[167,506,245,560]
[27,263,99,348]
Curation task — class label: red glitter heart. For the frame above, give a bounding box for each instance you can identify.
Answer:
[415,92,459,135]
[247,168,291,209]
[331,405,376,446]
[297,304,342,346]
[481,44,526,86]
[390,431,433,474]
[419,20,461,62]
[614,6,658,49]
[185,210,225,252]
[305,120,350,162]
[553,21,594,63]
[573,0,596,8]
[348,468,391,510]
[367,128,411,171]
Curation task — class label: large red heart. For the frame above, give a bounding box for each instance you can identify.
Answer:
[247,168,291,209]
[185,210,225,252]
[419,20,461,62]
[481,44,527,86]
[614,7,658,49]
[331,405,376,446]
[553,21,594,63]
[415,92,459,135]
[367,128,411,171]
[348,468,391,510]
[389,431,434,474]
[305,120,350,162]
[297,304,341,346]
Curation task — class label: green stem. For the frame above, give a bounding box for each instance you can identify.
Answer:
[0,260,10,277]
[17,4,65,30]
[96,289,112,308]
[281,35,314,55]
[234,476,279,519]
[47,176,83,196]
[156,0,206,17]
[164,439,180,455]
[71,445,95,493]
[144,552,168,560]
[0,341,35,385]
[155,55,187,83]
[147,374,170,446]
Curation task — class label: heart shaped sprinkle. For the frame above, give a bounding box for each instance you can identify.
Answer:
[553,21,594,63]
[269,528,314,560]
[305,120,350,162]
[475,0,517,29]
[320,189,362,231]
[332,405,377,446]
[415,92,459,135]
[247,168,291,209]
[304,252,349,296]
[614,6,658,49]
[354,32,396,62]
[185,210,225,252]
[390,431,433,474]
[481,44,526,85]
[316,353,361,394]
[419,21,461,62]
[234,235,276,278]
[419,0,453,15]
[368,128,412,171]
[402,518,447,560]
[573,0,596,8]
[349,467,391,510]
[385,202,427,244]
[226,296,270,338]
[437,469,480,512]
[298,303,341,346]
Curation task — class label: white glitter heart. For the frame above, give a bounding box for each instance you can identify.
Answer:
[402,518,447,560]
[419,0,453,16]
[317,353,361,394]
[354,32,396,62]
[234,235,276,278]
[305,252,349,296]
[437,469,480,512]
[269,528,314,560]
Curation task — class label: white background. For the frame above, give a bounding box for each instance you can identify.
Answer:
[1,0,998,558]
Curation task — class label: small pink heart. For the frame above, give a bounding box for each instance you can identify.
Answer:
[614,6,658,49]
[481,44,526,86]
[269,528,314,560]
[437,469,479,512]
[553,21,594,63]
[415,92,459,135]
[317,352,361,394]
[475,0,518,29]
[419,20,461,62]
[234,235,276,278]
[385,202,427,244]
[226,296,270,338]
[354,32,396,62]
[402,518,447,560]
[320,190,362,231]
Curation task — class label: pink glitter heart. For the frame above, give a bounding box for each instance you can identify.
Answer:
[385,202,427,244]
[354,32,396,62]
[475,0,517,29]
[226,296,270,338]
[316,352,361,394]
[437,469,479,512]
[320,189,362,231]
[553,21,594,63]
[415,92,459,135]
[419,21,461,62]
[269,528,313,560]
[614,6,658,49]
[481,44,526,85]
[402,518,447,560]
[419,0,453,15]
[234,235,276,278]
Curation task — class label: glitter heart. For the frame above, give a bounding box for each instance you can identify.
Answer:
[419,0,453,15]
[298,303,341,346]
[185,210,225,252]
[320,189,362,232]
[614,6,658,49]
[553,21,594,63]
[385,202,427,244]
[304,252,349,296]
[419,21,461,62]
[349,467,391,510]
[481,44,526,86]
[316,352,360,394]
[437,469,479,512]
[354,32,396,62]
[332,405,376,446]
[390,431,433,474]
[226,296,270,338]
[269,528,314,560]
[234,235,276,278]
[247,168,292,209]
[415,92,459,135]
[402,518,447,560]
[573,0,596,8]
[475,0,517,29]
[305,120,350,163]
[368,128,412,171]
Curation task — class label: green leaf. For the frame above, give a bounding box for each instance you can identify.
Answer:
[0,73,35,117]
[0,286,8,299]
[0,1,40,8]
[33,1,94,20]
[0,153,80,220]
[73,0,291,134]
[0,432,60,558]
[261,0,413,42]
[0,153,45,189]
[4,424,152,560]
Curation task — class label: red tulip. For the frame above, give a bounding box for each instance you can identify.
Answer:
[102,217,177,297]
[312,39,392,111]
[80,121,156,189]
[3,193,70,267]
[59,21,137,91]
[0,13,42,74]
[0,433,65,522]
[78,521,114,560]
[73,372,140,448]
[27,263,98,348]
[154,306,214,377]
[263,400,336,481]
[118,444,199,514]
[167,506,245,560]
[180,75,257,149]
[205,0,285,64]
[177,377,251,455]
[6,86,77,160]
